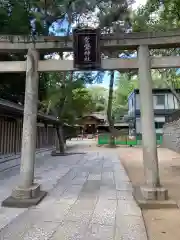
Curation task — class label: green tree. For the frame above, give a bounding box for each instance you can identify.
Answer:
[41,71,95,153]
[88,85,108,112]
[132,0,180,106]
[132,0,180,32]
[113,73,138,120]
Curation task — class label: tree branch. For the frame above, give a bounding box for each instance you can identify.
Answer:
[157,69,180,107]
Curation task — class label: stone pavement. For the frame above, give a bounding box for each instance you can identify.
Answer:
[0,150,147,240]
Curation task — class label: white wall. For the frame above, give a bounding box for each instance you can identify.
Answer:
[156,128,163,134]
[165,93,179,109]
[136,118,141,133]
[128,91,177,135]
[136,116,165,134]
[128,93,135,116]
[135,93,179,110]
[154,116,165,122]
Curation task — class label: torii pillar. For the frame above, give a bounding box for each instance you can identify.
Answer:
[137,45,168,201]
[2,48,47,208]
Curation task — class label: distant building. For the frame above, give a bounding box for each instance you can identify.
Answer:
[79,112,129,135]
[80,112,107,134]
[128,89,180,135]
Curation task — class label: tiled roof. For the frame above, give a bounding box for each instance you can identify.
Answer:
[83,112,107,121]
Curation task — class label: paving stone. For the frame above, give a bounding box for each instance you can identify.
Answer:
[0,210,40,239]
[115,181,133,191]
[103,161,113,167]
[114,171,130,182]
[31,196,56,209]
[81,171,90,177]
[60,185,83,200]
[37,180,56,191]
[0,207,26,230]
[115,216,147,240]
[102,172,114,180]
[91,199,117,226]
[50,185,67,198]
[71,177,87,185]
[101,172,115,186]
[21,221,59,240]
[75,171,89,179]
[102,166,114,172]
[85,224,114,240]
[78,180,101,198]
[91,167,103,175]
[116,191,134,201]
[59,170,78,184]
[65,199,97,224]
[117,200,142,217]
[88,174,101,181]
[54,198,77,206]
[56,167,71,175]
[99,186,117,200]
[0,149,147,240]
[50,221,88,240]
[0,158,20,172]
[0,190,11,202]
[30,202,71,222]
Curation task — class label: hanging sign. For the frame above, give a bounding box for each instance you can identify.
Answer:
[73,28,101,70]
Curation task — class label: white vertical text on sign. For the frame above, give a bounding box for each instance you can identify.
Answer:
[73,28,101,70]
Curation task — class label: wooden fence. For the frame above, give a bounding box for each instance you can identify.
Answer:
[0,117,56,156]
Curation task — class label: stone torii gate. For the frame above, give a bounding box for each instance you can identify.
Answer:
[1,29,180,207]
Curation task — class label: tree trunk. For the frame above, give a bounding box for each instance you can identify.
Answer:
[52,99,66,154]
[46,100,51,114]
[53,99,66,153]
[56,124,65,154]
[162,79,180,107]
[107,71,116,147]
[54,71,74,153]
[158,70,180,108]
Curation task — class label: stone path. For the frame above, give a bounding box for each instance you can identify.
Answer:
[0,150,147,240]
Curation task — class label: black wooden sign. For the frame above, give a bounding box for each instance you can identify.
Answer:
[73,28,101,70]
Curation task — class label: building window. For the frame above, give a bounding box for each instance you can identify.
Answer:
[155,122,165,129]
[156,95,165,105]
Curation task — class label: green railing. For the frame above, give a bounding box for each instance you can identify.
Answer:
[98,133,163,146]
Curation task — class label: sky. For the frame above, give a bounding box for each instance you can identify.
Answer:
[132,0,147,10]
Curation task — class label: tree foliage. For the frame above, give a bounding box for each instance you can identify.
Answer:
[132,0,180,32]
[113,73,138,120]
[88,85,108,112]
[41,72,96,124]
[130,0,180,107]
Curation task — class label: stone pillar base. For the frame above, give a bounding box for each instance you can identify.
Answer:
[133,185,178,209]
[141,186,168,201]
[2,183,47,208]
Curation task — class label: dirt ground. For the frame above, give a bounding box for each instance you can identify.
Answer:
[117,147,180,240]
